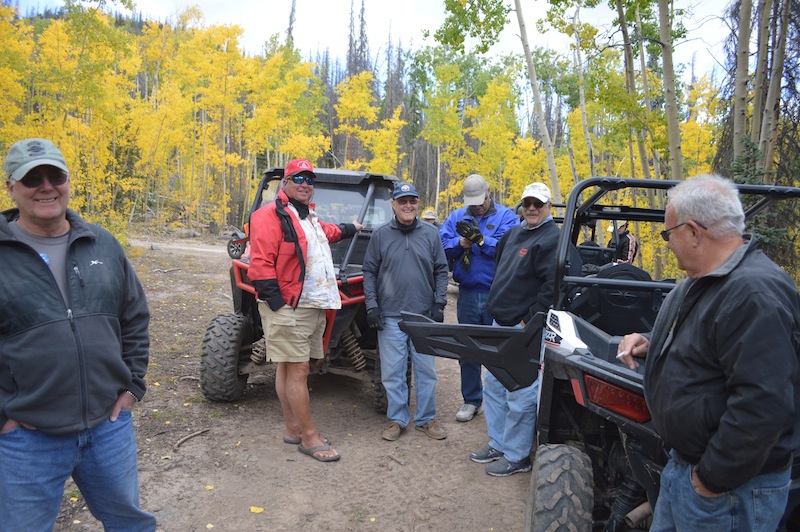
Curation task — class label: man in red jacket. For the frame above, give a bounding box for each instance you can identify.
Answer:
[248,159,362,462]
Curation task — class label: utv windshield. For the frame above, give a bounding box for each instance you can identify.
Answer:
[259,179,393,230]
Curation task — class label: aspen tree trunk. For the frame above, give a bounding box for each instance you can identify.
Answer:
[616,0,652,182]
[573,10,596,179]
[635,5,663,181]
[750,0,773,143]
[514,0,561,201]
[732,0,753,166]
[758,0,789,174]
[658,0,683,180]
[435,144,441,212]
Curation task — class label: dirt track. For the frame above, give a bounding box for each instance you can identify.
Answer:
[55,231,529,531]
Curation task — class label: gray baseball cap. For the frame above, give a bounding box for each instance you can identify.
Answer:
[5,138,69,183]
[463,174,489,206]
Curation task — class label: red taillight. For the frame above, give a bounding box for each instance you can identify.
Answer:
[583,375,651,423]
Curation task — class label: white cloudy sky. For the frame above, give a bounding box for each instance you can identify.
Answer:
[20,0,730,81]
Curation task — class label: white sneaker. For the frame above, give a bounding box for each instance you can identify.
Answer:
[456,403,483,422]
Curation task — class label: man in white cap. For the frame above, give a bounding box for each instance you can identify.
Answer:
[606,221,638,263]
[469,182,559,476]
[421,209,439,228]
[0,139,156,528]
[440,174,518,423]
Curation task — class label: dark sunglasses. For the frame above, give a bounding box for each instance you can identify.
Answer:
[660,220,707,241]
[288,175,315,186]
[17,171,68,188]
[522,198,546,209]
[395,197,419,205]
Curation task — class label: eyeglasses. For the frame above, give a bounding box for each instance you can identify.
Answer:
[660,220,707,241]
[395,198,419,205]
[17,171,68,189]
[288,175,315,186]
[522,198,546,209]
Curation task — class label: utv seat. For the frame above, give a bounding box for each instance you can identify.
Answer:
[569,262,660,336]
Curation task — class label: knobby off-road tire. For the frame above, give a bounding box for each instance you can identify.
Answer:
[201,313,253,401]
[526,443,593,532]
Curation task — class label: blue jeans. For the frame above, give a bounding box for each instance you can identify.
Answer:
[651,452,791,532]
[0,410,156,531]
[456,288,492,406]
[483,364,539,463]
[378,316,438,427]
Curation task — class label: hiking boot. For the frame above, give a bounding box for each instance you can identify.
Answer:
[456,403,484,422]
[415,419,447,440]
[485,456,532,477]
[469,444,503,464]
[382,422,405,441]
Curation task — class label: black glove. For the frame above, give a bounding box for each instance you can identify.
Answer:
[460,250,471,272]
[430,303,445,323]
[456,220,483,245]
[367,307,383,330]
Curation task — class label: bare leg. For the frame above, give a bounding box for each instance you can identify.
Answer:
[275,362,301,441]
[284,361,338,459]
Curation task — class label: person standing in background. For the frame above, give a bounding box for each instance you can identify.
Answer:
[422,209,440,228]
[606,221,638,263]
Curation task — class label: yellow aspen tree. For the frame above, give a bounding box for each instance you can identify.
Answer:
[359,106,407,175]
[335,71,378,168]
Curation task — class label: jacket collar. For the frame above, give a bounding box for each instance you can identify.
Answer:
[0,208,97,243]
[702,235,754,279]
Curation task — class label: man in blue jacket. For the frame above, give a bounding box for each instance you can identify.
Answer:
[440,174,518,422]
[0,139,156,530]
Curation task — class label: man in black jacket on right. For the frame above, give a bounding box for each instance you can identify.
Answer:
[617,174,800,531]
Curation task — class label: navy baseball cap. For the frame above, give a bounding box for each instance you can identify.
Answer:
[392,182,419,200]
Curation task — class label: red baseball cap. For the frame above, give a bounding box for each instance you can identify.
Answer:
[284,159,316,178]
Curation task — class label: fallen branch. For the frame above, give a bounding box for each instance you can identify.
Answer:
[388,454,405,466]
[173,428,210,451]
[154,268,181,273]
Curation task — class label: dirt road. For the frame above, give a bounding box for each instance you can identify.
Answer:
[56,231,529,531]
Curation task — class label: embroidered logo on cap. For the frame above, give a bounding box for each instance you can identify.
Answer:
[26,140,47,157]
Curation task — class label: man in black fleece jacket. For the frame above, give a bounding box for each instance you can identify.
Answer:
[0,138,155,530]
[469,182,559,477]
[617,174,800,531]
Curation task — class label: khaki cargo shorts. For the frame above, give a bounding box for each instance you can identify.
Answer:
[258,303,326,363]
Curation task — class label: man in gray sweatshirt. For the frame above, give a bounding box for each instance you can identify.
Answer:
[363,182,449,442]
